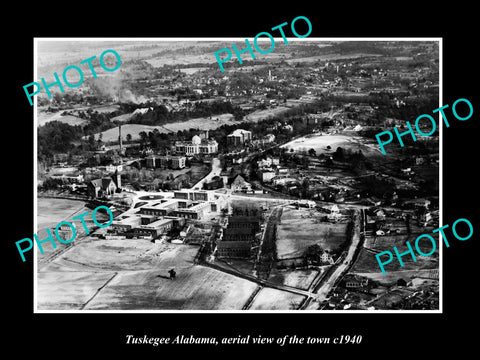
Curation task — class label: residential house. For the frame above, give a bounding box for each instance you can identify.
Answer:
[230,174,252,192]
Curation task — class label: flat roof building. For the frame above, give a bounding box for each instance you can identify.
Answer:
[134,218,175,239]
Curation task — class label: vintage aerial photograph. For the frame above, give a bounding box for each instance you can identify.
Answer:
[35,38,440,311]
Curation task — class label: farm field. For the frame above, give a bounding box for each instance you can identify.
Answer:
[36,271,117,310]
[41,239,199,272]
[248,287,306,310]
[37,236,261,310]
[268,268,319,290]
[84,266,258,310]
[276,207,349,259]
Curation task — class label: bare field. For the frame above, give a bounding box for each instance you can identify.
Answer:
[37,271,116,310]
[84,266,258,310]
[37,198,89,230]
[284,53,383,64]
[248,288,305,310]
[277,207,349,259]
[281,134,381,156]
[41,239,198,272]
[94,113,237,142]
[93,124,170,142]
[162,113,235,131]
[268,268,319,290]
[37,235,261,310]
[37,111,88,127]
[353,269,439,286]
[351,247,438,274]
[242,106,290,122]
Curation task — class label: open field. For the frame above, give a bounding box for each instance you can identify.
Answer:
[36,271,117,310]
[242,106,290,122]
[162,113,235,131]
[38,265,259,310]
[43,239,199,272]
[37,198,90,231]
[178,67,209,74]
[284,53,383,64]
[93,113,237,142]
[84,266,258,310]
[92,124,169,142]
[353,269,439,286]
[36,197,117,265]
[370,287,416,308]
[281,133,382,157]
[37,236,261,310]
[37,111,88,127]
[276,207,349,259]
[248,287,305,310]
[351,247,438,274]
[268,268,319,290]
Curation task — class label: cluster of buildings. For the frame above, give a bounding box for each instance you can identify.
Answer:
[256,156,281,183]
[107,189,226,240]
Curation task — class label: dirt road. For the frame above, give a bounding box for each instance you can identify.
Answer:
[303,208,364,309]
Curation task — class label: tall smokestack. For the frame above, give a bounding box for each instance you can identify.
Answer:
[118,124,123,161]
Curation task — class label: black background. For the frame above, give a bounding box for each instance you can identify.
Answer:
[4,3,478,357]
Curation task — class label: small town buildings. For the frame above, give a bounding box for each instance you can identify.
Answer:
[106,164,123,173]
[230,174,252,192]
[227,129,252,146]
[145,155,186,169]
[343,275,369,289]
[258,170,276,183]
[203,176,224,190]
[321,252,334,264]
[257,157,280,169]
[263,133,276,143]
[327,204,340,220]
[49,174,84,184]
